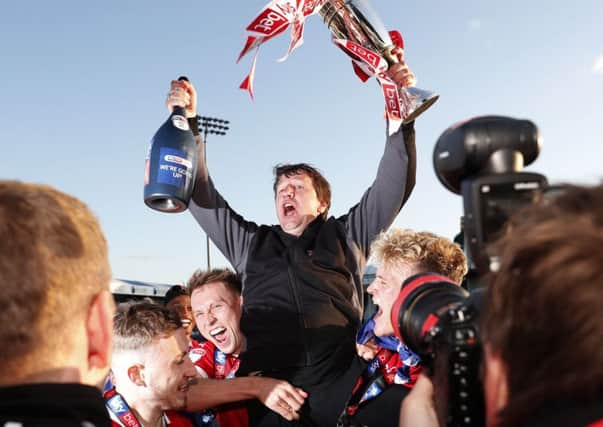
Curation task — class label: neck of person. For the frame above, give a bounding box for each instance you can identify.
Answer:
[130,398,165,427]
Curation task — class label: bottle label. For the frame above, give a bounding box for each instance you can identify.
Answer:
[171,114,190,131]
[157,147,193,187]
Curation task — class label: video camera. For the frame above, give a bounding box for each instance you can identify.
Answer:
[433,115,548,285]
[392,273,484,427]
[388,117,548,427]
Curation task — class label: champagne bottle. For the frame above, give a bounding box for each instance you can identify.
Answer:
[144,77,198,213]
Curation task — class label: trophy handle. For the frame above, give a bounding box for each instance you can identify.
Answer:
[381,45,439,124]
[321,0,439,124]
[401,87,440,124]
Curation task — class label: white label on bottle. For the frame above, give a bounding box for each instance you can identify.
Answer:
[157,148,193,187]
[171,114,190,131]
[164,154,192,169]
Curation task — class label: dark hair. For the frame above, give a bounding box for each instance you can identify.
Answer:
[482,183,603,426]
[164,284,188,305]
[187,268,242,296]
[113,301,182,352]
[273,163,331,219]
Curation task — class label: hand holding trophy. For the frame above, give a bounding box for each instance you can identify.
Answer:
[237,0,438,135]
[319,0,438,132]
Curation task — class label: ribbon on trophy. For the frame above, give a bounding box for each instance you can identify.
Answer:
[237,0,326,100]
[237,0,438,135]
[332,31,412,136]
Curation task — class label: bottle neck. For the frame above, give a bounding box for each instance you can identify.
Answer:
[172,105,187,117]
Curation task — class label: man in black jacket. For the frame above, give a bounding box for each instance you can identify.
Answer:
[166,46,417,426]
[0,181,114,426]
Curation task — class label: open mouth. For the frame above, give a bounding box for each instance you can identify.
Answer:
[181,319,192,327]
[283,203,296,216]
[371,298,382,320]
[210,327,228,344]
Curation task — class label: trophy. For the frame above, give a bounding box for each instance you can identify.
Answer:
[319,0,439,124]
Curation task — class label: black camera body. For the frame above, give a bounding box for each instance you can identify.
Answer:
[392,273,484,427]
[433,116,548,283]
[391,116,549,426]
[460,171,547,278]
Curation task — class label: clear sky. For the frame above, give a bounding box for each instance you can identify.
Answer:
[2,1,602,284]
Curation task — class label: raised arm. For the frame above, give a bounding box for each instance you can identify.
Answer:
[345,47,417,255]
[166,79,257,270]
[188,135,258,271]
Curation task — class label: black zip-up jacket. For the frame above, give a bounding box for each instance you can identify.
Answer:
[0,383,111,426]
[189,123,416,389]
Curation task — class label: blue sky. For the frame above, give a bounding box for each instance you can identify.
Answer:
[1,1,602,284]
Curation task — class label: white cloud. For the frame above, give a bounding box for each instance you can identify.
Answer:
[592,55,603,74]
[468,19,482,30]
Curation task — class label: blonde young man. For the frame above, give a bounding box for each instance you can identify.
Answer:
[185,268,308,427]
[0,181,114,426]
[108,301,198,427]
[345,228,467,427]
[365,228,467,342]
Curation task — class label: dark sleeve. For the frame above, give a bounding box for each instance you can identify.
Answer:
[188,135,258,272]
[344,122,417,257]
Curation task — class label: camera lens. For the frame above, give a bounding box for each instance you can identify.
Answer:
[391,273,469,356]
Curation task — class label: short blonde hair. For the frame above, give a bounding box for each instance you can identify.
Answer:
[112,301,181,354]
[370,228,467,284]
[0,181,110,376]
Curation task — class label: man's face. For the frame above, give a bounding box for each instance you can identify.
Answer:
[166,294,195,339]
[367,263,416,337]
[191,282,243,355]
[275,172,327,237]
[144,328,197,411]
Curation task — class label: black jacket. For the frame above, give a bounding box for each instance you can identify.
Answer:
[190,124,416,389]
[0,383,111,427]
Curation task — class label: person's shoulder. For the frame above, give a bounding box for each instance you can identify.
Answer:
[189,339,216,362]
[189,337,204,349]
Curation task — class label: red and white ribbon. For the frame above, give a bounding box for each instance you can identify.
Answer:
[334,37,411,135]
[237,2,412,134]
[237,0,326,98]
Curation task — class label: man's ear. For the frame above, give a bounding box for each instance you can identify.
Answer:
[85,290,115,387]
[317,200,328,214]
[127,364,146,387]
[484,345,509,427]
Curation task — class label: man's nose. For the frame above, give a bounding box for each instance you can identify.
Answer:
[282,185,294,197]
[205,311,217,324]
[366,280,376,294]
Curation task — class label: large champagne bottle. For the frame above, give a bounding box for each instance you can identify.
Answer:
[144,77,197,213]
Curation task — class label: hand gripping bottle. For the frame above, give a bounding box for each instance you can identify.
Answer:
[144,77,198,213]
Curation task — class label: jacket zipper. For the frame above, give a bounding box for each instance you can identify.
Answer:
[286,246,311,366]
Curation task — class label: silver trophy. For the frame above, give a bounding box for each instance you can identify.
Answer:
[320,0,438,123]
